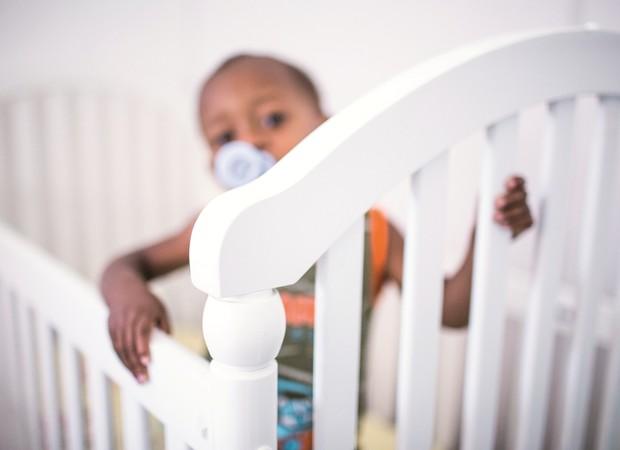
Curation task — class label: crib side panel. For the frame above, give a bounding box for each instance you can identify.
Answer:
[514,98,575,450]
[597,298,620,450]
[560,96,620,450]
[40,94,83,269]
[0,223,213,450]
[121,390,150,450]
[395,154,448,450]
[16,297,44,450]
[36,316,62,450]
[59,336,86,450]
[461,115,518,450]
[0,89,207,284]
[0,279,25,449]
[313,216,365,450]
[87,363,114,450]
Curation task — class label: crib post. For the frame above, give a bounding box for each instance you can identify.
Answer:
[202,289,286,450]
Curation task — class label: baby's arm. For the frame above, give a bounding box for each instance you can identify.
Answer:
[100,217,195,382]
[383,175,533,328]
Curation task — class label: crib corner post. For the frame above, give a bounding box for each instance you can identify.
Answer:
[202,289,285,450]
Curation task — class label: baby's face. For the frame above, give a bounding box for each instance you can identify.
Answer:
[199,60,325,162]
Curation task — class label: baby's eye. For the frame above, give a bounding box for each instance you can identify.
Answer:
[216,130,234,146]
[262,112,286,129]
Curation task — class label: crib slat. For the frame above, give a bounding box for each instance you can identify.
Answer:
[461,116,518,450]
[0,280,10,441]
[596,132,620,450]
[158,110,188,229]
[86,362,113,450]
[514,99,575,450]
[8,99,46,246]
[0,105,15,221]
[41,94,81,268]
[313,216,365,450]
[396,154,448,450]
[36,316,62,450]
[165,427,191,450]
[60,336,85,450]
[103,95,136,251]
[560,96,620,450]
[121,390,150,450]
[597,300,620,450]
[74,94,107,279]
[0,282,23,449]
[133,100,162,242]
[16,298,44,450]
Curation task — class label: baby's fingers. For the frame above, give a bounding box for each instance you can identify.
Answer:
[134,317,153,381]
[494,206,533,236]
[109,316,130,371]
[156,310,172,334]
[494,204,528,224]
[509,215,534,238]
[123,315,147,383]
[495,189,527,212]
[505,175,525,191]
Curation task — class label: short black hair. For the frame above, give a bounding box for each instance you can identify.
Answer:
[200,53,322,112]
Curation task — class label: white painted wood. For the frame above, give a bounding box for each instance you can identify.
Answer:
[559,96,620,450]
[121,390,150,450]
[74,93,107,279]
[190,28,620,298]
[3,223,212,448]
[203,289,285,450]
[102,95,136,252]
[1,27,620,450]
[36,316,62,450]
[132,99,162,243]
[597,125,620,450]
[59,336,85,450]
[0,220,211,448]
[396,154,448,450]
[461,116,518,450]
[86,362,113,450]
[7,99,45,246]
[165,428,191,450]
[313,217,365,450]
[40,93,81,268]
[597,301,620,450]
[514,98,575,450]
[0,280,8,443]
[0,281,23,449]
[0,105,14,221]
[16,299,43,450]
[157,110,184,231]
[158,109,196,230]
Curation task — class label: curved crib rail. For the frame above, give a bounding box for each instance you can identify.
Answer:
[190,27,620,297]
[190,27,620,450]
[0,223,211,450]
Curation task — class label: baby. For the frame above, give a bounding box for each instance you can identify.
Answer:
[100,54,533,386]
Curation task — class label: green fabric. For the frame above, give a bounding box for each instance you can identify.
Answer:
[277,213,375,404]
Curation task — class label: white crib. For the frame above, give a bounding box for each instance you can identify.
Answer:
[1,27,620,450]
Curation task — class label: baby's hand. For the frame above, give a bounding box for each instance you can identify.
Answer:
[493,175,534,239]
[107,291,171,383]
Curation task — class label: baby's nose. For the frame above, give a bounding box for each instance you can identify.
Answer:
[237,134,269,151]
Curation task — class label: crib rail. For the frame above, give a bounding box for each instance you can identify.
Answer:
[190,27,620,450]
[0,90,208,282]
[0,222,211,450]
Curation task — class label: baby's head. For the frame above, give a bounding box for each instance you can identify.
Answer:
[199,54,326,188]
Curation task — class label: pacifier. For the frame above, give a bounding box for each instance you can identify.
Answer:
[213,140,276,189]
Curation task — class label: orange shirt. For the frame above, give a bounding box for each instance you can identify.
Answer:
[280,208,389,328]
